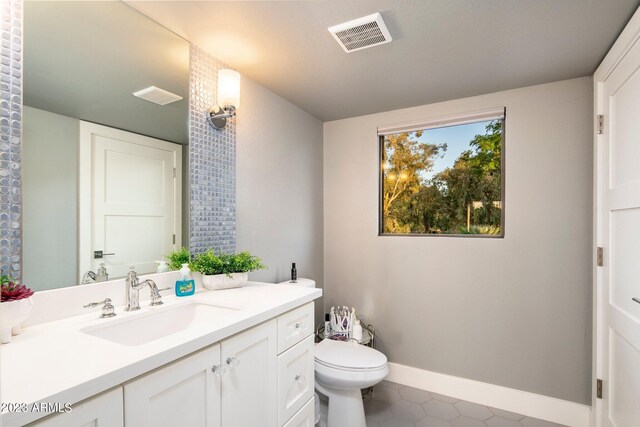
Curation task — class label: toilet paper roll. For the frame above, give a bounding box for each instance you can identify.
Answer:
[278,278,316,288]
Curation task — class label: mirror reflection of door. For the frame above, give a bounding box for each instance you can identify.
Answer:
[79,122,182,281]
[22,1,189,291]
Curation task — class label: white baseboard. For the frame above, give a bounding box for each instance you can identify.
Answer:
[386,362,591,427]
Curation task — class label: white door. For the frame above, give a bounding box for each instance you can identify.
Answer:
[595,9,640,426]
[221,320,278,427]
[79,122,182,280]
[124,344,221,427]
[28,387,123,427]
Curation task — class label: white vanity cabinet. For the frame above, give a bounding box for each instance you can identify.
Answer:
[124,321,278,427]
[124,344,221,427]
[23,301,315,427]
[27,387,124,427]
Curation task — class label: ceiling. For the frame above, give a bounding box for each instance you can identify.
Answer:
[24,1,189,144]
[128,0,638,122]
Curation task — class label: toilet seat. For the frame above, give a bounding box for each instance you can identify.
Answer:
[314,339,387,370]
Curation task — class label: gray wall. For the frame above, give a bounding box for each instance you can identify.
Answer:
[23,106,79,290]
[236,76,324,324]
[323,77,593,404]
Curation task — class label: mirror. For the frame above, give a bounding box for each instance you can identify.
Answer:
[22,1,190,291]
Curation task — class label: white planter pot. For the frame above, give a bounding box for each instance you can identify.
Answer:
[192,271,203,288]
[0,297,34,344]
[202,272,248,291]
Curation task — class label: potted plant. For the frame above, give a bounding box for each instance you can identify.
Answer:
[166,247,191,270]
[190,251,266,291]
[0,277,35,344]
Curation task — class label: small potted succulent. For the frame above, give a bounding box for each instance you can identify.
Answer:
[0,276,35,344]
[190,251,266,291]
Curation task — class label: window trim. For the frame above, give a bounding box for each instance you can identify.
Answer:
[378,113,506,238]
[377,107,505,135]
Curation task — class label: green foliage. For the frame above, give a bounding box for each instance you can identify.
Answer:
[383,120,502,235]
[457,225,501,235]
[190,251,266,277]
[166,247,191,270]
[0,275,11,286]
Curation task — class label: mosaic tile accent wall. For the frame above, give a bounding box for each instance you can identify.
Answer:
[0,0,23,280]
[188,45,236,255]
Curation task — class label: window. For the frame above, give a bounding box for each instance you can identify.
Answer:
[379,109,505,237]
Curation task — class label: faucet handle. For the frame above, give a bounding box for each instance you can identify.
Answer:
[150,287,172,307]
[83,298,116,318]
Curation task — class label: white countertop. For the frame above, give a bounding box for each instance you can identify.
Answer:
[0,282,322,427]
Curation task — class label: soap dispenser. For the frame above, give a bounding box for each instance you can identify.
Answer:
[96,263,109,282]
[175,263,195,297]
[156,260,169,273]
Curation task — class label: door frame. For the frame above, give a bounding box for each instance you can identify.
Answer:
[78,121,182,282]
[593,7,640,427]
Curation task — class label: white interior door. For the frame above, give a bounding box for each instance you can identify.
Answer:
[79,122,182,280]
[596,10,640,426]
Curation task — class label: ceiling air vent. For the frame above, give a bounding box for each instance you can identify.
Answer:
[328,12,392,53]
[133,86,183,106]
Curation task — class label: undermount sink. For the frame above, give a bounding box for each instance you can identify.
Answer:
[81,303,239,346]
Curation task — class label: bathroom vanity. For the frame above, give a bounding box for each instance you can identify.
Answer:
[0,281,321,427]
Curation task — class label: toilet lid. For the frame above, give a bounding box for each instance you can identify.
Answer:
[315,339,387,370]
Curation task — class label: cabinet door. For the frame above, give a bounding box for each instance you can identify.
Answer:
[124,344,221,427]
[27,387,123,427]
[221,319,277,427]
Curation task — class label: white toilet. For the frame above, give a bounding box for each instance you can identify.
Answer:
[314,339,388,427]
[278,278,388,426]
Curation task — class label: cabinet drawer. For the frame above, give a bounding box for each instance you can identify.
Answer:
[277,335,315,426]
[277,302,314,354]
[282,396,315,427]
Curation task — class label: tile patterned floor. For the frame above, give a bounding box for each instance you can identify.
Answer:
[362,381,567,427]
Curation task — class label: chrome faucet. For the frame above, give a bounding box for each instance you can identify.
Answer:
[125,267,163,311]
[82,270,97,284]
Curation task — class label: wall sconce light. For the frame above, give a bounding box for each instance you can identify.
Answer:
[207,69,241,130]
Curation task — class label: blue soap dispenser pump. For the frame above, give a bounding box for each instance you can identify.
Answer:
[175,263,195,297]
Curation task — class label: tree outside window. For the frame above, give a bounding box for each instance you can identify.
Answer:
[380,119,504,236]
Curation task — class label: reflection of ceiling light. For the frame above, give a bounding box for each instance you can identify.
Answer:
[133,86,183,105]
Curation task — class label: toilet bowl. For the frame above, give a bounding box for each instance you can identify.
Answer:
[314,339,388,427]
